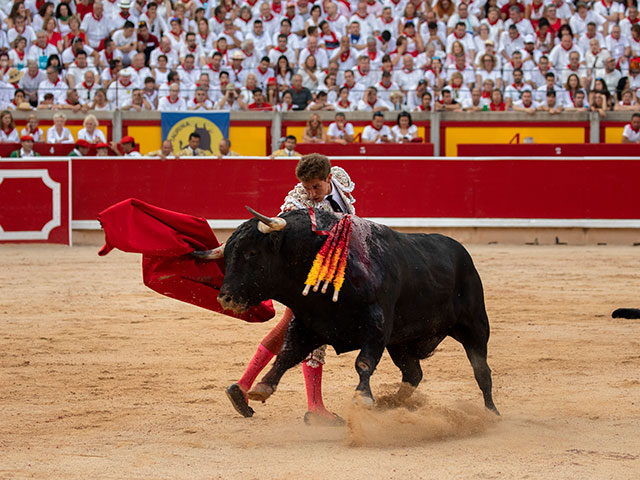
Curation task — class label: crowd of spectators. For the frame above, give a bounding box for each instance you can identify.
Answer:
[0,0,636,118]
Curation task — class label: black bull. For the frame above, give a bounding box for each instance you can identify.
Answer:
[216,209,499,414]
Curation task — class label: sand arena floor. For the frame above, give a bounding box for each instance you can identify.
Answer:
[0,243,639,479]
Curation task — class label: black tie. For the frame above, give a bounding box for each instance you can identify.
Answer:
[327,194,343,213]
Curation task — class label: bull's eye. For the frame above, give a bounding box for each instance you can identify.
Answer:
[243,250,258,260]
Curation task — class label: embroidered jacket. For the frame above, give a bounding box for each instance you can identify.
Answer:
[280,166,356,214]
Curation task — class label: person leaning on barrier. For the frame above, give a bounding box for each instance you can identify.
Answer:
[218,138,239,158]
[327,112,354,144]
[147,140,178,159]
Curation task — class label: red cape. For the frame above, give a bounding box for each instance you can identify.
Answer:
[98,198,275,323]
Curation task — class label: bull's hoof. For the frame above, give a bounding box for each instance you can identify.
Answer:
[247,382,275,402]
[395,382,416,402]
[303,411,346,427]
[353,391,374,408]
[225,383,254,418]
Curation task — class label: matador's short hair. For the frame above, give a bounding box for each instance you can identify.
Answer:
[296,153,331,182]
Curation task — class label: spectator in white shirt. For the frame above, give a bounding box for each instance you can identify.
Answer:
[158,82,187,110]
[46,112,74,144]
[77,114,107,144]
[622,113,640,143]
[361,111,393,143]
[605,25,631,62]
[357,86,391,111]
[327,112,354,144]
[80,2,112,49]
[38,65,68,104]
[106,67,135,109]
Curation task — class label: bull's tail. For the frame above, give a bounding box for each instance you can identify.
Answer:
[612,308,640,319]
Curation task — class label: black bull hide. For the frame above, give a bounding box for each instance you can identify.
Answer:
[217,209,499,413]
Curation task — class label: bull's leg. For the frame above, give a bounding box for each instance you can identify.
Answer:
[452,316,499,415]
[248,319,322,403]
[386,344,423,401]
[353,308,387,406]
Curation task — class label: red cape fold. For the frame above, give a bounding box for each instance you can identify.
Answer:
[98,198,275,323]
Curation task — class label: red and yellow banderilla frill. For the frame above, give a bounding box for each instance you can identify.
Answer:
[302,210,353,302]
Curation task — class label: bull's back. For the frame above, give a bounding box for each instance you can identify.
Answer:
[380,231,485,344]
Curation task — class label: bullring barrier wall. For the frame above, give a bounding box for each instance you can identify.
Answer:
[5,111,635,157]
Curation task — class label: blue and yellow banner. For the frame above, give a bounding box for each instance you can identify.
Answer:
[161,112,230,155]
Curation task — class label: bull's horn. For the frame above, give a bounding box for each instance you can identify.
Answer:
[246,206,287,233]
[191,243,224,260]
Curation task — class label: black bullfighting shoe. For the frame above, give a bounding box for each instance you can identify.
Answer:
[226,383,255,418]
[303,411,346,427]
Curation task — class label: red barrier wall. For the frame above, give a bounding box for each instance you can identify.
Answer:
[0,159,71,244]
[71,157,640,222]
[457,143,640,157]
[296,143,434,156]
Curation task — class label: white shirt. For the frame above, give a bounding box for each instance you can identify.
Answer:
[46,127,74,144]
[361,124,392,143]
[158,96,187,111]
[391,124,417,142]
[77,128,106,143]
[20,127,44,142]
[38,77,68,104]
[81,14,113,49]
[327,121,354,139]
[0,128,19,142]
[622,123,640,142]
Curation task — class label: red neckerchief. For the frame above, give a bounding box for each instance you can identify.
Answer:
[188,44,197,53]
[454,31,465,39]
[214,16,224,24]
[119,79,131,87]
[261,13,274,22]
[343,81,355,89]
[3,127,12,134]
[522,100,533,108]
[120,11,130,19]
[567,63,579,72]
[561,42,573,51]
[171,30,182,40]
[208,63,220,72]
[257,65,268,74]
[488,17,499,25]
[370,122,383,131]
[356,12,368,20]
[379,81,391,89]
[338,99,350,107]
[630,17,640,24]
[199,32,208,42]
[489,101,506,111]
[273,46,286,53]
[340,49,350,62]
[382,16,393,24]
[15,49,24,60]
[50,77,60,86]
[512,82,524,90]
[167,95,179,104]
[629,123,640,133]
[272,0,282,14]
[403,67,413,74]
[455,63,466,71]
[357,65,368,76]
[322,31,338,44]
[481,91,491,98]
[419,104,431,111]
[368,50,377,61]
[82,81,94,90]
[532,1,543,11]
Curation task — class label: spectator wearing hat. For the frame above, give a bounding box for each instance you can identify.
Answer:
[78,114,107,144]
[107,67,135,109]
[0,110,19,143]
[47,113,74,144]
[361,111,392,143]
[112,0,139,31]
[112,135,141,157]
[69,139,93,157]
[81,2,112,49]
[158,83,187,110]
[96,142,113,156]
[9,135,40,157]
[38,65,68,104]
[20,114,44,142]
